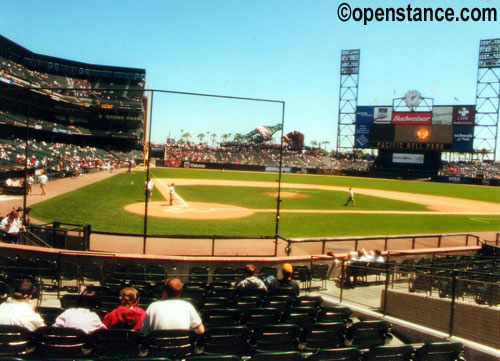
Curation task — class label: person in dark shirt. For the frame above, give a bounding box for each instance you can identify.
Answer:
[236,264,267,291]
[268,263,300,297]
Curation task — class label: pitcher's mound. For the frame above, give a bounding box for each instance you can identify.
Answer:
[124,201,255,219]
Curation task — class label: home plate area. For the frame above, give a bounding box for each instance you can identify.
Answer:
[124,201,255,220]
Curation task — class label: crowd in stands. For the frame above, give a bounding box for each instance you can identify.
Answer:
[439,160,500,180]
[0,136,138,176]
[0,106,142,139]
[162,143,374,171]
[1,47,145,142]
[0,53,145,109]
[161,143,500,179]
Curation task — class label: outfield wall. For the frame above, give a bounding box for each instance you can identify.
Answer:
[154,160,500,185]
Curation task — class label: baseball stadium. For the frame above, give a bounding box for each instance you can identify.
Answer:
[0,32,499,361]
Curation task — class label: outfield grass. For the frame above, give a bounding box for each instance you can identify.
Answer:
[178,185,429,211]
[29,168,500,238]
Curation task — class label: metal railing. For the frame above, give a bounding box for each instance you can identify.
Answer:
[332,257,499,347]
[280,233,482,255]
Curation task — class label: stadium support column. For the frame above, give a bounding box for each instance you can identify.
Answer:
[274,101,285,253]
[143,90,153,254]
[475,38,500,162]
[23,89,30,224]
[336,50,360,154]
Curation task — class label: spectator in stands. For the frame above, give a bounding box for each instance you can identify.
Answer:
[0,208,25,244]
[366,249,385,263]
[0,279,45,331]
[103,287,146,330]
[267,263,300,297]
[236,264,267,292]
[345,249,370,287]
[348,249,369,264]
[140,278,204,335]
[53,292,106,334]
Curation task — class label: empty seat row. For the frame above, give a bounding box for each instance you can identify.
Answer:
[0,324,464,360]
[202,306,352,329]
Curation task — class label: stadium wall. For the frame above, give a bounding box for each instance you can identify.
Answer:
[155,160,500,185]
[383,290,499,349]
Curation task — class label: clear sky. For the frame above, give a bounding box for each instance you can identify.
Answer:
[0,0,498,151]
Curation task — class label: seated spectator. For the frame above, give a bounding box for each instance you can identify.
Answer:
[53,292,106,334]
[103,287,146,330]
[345,249,371,287]
[0,279,45,331]
[348,249,369,264]
[236,264,267,292]
[267,263,300,297]
[0,208,25,244]
[366,249,385,263]
[140,278,204,335]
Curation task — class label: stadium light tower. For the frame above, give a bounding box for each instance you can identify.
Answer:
[336,49,360,154]
[475,38,500,162]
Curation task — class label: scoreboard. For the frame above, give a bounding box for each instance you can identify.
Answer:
[354,105,475,152]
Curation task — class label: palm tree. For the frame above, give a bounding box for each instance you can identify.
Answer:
[182,132,191,144]
[210,133,217,147]
[311,140,318,149]
[197,133,205,145]
[221,134,230,143]
[322,141,330,152]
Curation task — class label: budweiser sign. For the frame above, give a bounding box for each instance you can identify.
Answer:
[392,112,432,125]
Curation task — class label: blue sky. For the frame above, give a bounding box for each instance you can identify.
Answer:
[0,0,498,150]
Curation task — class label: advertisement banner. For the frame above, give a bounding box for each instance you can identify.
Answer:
[355,106,375,124]
[453,105,475,125]
[392,153,424,164]
[392,112,432,124]
[374,106,392,124]
[265,166,292,173]
[432,106,453,125]
[256,125,272,140]
[395,125,453,143]
[0,76,13,85]
[354,123,371,148]
[453,125,474,151]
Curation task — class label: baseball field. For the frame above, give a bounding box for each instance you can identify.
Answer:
[29,168,500,238]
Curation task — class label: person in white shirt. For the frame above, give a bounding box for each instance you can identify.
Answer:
[0,209,25,244]
[366,249,385,263]
[344,187,355,206]
[0,279,45,331]
[140,278,204,335]
[145,179,154,201]
[38,173,48,195]
[27,175,34,194]
[169,183,175,206]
